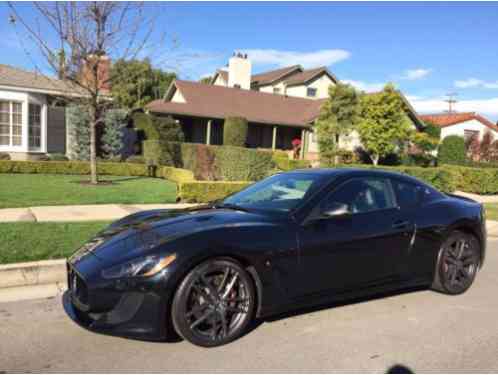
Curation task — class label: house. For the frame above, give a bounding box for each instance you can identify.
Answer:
[0,57,111,160]
[419,112,498,143]
[0,64,82,160]
[147,53,424,160]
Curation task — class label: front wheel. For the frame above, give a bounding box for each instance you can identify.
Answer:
[171,258,256,347]
[432,230,480,295]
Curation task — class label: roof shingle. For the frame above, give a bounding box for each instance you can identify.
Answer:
[147,80,324,128]
[419,112,498,131]
[250,65,302,86]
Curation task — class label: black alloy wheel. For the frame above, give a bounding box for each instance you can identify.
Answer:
[434,231,480,295]
[172,258,255,347]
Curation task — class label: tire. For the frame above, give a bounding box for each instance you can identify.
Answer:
[171,258,256,347]
[432,230,480,295]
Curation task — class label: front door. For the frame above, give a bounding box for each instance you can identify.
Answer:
[297,176,412,298]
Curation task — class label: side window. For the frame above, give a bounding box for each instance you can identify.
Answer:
[392,180,422,209]
[323,177,395,214]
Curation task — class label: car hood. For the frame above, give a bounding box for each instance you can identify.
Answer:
[69,205,269,264]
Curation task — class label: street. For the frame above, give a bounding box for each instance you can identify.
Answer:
[1,240,497,373]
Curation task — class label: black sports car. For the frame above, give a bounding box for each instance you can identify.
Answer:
[64,168,486,347]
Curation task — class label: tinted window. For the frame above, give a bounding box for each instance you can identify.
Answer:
[392,180,422,209]
[324,177,395,214]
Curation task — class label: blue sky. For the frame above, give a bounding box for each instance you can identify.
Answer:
[1,2,497,120]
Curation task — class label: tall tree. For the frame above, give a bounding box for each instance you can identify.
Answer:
[315,83,361,165]
[8,2,163,184]
[110,58,176,110]
[357,84,413,165]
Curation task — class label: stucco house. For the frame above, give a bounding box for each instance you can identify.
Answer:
[0,64,84,160]
[419,112,498,142]
[147,54,424,159]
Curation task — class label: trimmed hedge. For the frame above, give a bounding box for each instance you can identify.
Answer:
[143,141,274,181]
[223,117,248,147]
[438,135,466,165]
[161,166,195,183]
[442,164,498,194]
[178,181,252,203]
[272,154,311,171]
[0,160,151,176]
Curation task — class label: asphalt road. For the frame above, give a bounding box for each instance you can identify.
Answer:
[1,240,498,373]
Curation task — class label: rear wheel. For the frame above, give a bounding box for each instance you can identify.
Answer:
[432,230,480,295]
[171,258,255,347]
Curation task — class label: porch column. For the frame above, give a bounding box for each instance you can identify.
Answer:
[206,120,212,145]
[272,125,277,150]
[300,129,306,159]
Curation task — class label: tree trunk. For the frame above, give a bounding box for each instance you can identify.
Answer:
[371,154,379,166]
[89,106,98,184]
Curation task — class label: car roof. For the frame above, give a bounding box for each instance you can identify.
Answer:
[288,167,428,185]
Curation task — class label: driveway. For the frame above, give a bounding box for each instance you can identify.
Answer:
[1,240,497,372]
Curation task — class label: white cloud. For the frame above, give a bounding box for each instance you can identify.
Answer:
[454,78,498,89]
[242,49,351,68]
[408,95,498,119]
[342,79,385,93]
[400,68,431,81]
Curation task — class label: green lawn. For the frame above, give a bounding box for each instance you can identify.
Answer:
[0,174,177,208]
[484,203,498,221]
[0,221,110,264]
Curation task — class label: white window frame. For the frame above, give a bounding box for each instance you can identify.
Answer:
[0,100,24,149]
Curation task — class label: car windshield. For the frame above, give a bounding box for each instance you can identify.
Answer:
[221,172,326,212]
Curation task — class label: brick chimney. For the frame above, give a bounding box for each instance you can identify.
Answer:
[80,54,111,93]
[228,52,251,90]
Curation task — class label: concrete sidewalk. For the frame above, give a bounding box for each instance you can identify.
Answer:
[0,203,197,223]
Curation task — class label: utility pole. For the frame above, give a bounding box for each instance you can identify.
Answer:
[445,92,458,113]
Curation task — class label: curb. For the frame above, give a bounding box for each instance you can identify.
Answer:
[0,259,66,289]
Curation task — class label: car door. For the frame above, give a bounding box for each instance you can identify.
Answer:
[296,176,413,298]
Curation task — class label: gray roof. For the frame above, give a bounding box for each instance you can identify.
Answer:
[0,64,82,95]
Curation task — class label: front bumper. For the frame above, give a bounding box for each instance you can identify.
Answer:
[64,262,175,341]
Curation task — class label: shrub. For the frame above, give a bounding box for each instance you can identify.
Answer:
[442,165,498,194]
[126,155,145,164]
[272,154,311,170]
[0,152,11,160]
[67,105,91,161]
[223,117,248,147]
[178,181,251,202]
[153,115,184,142]
[438,135,466,165]
[143,141,275,181]
[102,109,128,160]
[132,112,160,140]
[48,153,69,161]
[161,166,195,183]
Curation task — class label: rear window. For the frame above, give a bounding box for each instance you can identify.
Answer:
[392,180,422,209]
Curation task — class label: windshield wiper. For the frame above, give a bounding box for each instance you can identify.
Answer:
[214,203,251,212]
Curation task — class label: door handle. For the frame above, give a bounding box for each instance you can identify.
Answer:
[392,220,410,230]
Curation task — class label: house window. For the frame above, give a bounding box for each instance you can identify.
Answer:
[29,104,42,149]
[273,87,281,94]
[0,101,23,146]
[307,87,317,97]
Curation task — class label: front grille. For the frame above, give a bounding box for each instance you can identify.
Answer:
[68,265,89,306]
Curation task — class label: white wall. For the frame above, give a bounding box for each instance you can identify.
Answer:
[170,88,186,103]
[213,73,227,87]
[286,74,335,99]
[0,89,47,154]
[440,119,498,140]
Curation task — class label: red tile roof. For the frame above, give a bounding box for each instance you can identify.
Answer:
[419,112,498,131]
[147,80,324,128]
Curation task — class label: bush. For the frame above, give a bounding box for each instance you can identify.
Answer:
[161,166,195,183]
[438,135,466,165]
[143,141,275,181]
[126,155,145,164]
[223,117,248,147]
[178,181,251,202]
[67,105,91,161]
[442,165,498,194]
[272,154,311,170]
[0,152,11,160]
[102,109,128,160]
[48,153,69,161]
[133,112,184,143]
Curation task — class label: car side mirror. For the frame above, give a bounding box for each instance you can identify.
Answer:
[320,202,351,219]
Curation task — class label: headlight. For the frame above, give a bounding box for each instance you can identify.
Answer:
[101,254,176,279]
